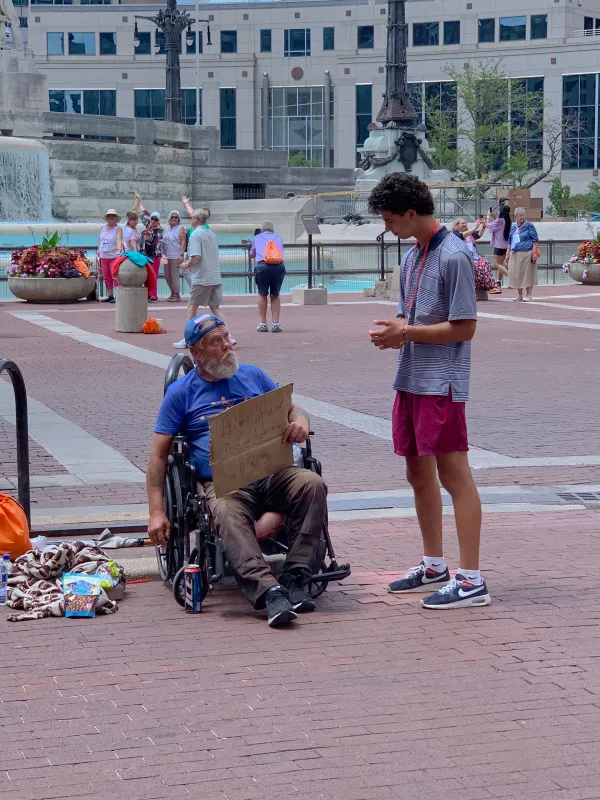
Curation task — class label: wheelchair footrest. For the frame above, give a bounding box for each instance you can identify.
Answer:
[306,562,351,586]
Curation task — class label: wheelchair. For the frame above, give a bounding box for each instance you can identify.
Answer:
[156,353,351,607]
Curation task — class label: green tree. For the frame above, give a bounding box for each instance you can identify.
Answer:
[287,152,322,168]
[546,176,572,216]
[425,60,580,190]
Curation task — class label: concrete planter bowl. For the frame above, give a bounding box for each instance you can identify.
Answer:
[8,276,96,303]
[569,262,600,285]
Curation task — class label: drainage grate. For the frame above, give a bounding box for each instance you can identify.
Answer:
[558,492,600,503]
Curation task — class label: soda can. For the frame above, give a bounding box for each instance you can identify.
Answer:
[184,565,202,613]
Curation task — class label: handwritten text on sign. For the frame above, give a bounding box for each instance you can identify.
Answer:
[209,384,293,497]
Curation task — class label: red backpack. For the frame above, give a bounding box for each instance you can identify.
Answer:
[263,239,283,265]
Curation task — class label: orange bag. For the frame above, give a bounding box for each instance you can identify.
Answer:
[263,239,284,265]
[0,494,31,560]
[534,245,541,260]
[142,317,166,334]
[74,259,90,278]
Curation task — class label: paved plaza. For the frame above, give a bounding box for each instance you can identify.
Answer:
[2,286,600,799]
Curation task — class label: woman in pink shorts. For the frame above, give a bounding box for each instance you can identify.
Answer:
[97,209,123,304]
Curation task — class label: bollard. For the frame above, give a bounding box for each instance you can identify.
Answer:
[115,258,148,333]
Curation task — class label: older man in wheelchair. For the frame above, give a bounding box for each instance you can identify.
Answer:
[147,313,348,628]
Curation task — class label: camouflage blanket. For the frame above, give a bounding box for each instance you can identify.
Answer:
[6,541,122,622]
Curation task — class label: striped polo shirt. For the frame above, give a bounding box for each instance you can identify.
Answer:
[395,226,476,402]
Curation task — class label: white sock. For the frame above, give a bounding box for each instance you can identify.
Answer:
[423,556,446,573]
[459,568,482,585]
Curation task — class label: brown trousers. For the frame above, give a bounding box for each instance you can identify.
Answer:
[202,467,326,608]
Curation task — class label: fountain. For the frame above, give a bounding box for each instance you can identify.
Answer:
[0,137,52,222]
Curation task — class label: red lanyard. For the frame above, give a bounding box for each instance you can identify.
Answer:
[404,222,439,317]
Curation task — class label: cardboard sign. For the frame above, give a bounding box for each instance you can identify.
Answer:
[209,384,293,497]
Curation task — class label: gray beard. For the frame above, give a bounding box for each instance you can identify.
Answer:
[201,352,239,380]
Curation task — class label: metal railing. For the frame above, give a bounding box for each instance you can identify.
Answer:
[314,185,512,224]
[0,359,30,525]
[0,239,581,301]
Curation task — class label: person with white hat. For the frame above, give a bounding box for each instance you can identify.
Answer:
[98,209,123,304]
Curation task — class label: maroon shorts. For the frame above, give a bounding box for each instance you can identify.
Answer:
[392,391,469,458]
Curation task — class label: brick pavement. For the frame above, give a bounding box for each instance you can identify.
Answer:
[0,418,67,480]
[1,286,600,508]
[2,509,600,799]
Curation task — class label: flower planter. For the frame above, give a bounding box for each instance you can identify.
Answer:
[568,262,600,285]
[8,276,97,303]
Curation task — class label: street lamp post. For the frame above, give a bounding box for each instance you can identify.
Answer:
[134,0,211,124]
[376,0,417,127]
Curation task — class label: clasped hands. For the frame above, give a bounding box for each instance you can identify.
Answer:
[369,319,406,350]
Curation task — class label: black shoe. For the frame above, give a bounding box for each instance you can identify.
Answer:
[265,586,297,628]
[387,561,450,594]
[421,575,491,609]
[101,295,114,303]
[280,570,316,613]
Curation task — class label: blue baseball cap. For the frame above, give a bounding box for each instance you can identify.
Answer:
[184,314,225,347]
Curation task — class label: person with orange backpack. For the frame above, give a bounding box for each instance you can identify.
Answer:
[250,221,286,333]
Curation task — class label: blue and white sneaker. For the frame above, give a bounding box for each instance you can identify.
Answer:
[387,562,450,594]
[421,575,491,609]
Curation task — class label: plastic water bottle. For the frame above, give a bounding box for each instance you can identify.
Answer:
[0,553,9,606]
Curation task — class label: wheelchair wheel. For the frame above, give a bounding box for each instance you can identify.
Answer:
[173,549,210,608]
[156,462,186,582]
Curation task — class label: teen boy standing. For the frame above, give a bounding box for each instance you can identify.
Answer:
[368,173,490,609]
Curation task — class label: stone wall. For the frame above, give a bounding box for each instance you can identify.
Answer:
[1,111,355,221]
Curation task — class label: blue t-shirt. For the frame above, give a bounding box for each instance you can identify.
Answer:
[155,364,278,480]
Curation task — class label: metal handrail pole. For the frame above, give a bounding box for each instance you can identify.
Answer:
[0,358,30,526]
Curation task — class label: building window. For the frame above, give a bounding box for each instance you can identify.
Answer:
[356,83,372,165]
[181,88,201,125]
[408,80,458,151]
[220,30,237,53]
[478,18,495,43]
[134,88,165,120]
[233,184,265,200]
[443,20,460,45]
[357,25,374,49]
[32,0,72,4]
[510,77,544,170]
[499,16,526,41]
[68,32,96,55]
[260,29,271,52]
[49,89,116,116]
[563,74,596,169]
[99,32,116,55]
[220,88,236,149]
[323,26,334,51]
[134,31,151,54]
[413,22,439,47]
[185,30,202,55]
[19,16,27,27]
[49,89,81,113]
[47,32,64,55]
[284,28,310,57]
[530,14,547,40]
[80,0,111,4]
[84,89,116,116]
[268,85,332,166]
